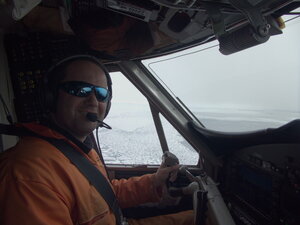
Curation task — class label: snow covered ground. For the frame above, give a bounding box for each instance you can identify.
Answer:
[96,103,297,165]
[97,105,198,165]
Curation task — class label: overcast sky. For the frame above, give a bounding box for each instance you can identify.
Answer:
[111,16,300,120]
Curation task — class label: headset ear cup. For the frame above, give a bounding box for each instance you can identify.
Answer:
[104,71,112,119]
[105,100,111,118]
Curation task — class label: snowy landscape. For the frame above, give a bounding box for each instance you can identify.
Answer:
[96,103,297,165]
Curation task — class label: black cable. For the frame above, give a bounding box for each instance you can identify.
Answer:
[96,127,101,156]
[0,94,13,124]
[147,43,218,98]
[285,12,300,15]
[95,126,110,177]
[285,15,300,23]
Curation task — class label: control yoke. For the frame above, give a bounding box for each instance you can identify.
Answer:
[161,151,235,225]
[180,166,236,225]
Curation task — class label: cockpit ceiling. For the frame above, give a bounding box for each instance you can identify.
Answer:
[2,0,300,61]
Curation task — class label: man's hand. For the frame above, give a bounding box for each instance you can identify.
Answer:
[153,164,180,188]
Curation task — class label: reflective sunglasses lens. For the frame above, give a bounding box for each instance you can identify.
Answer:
[61,83,92,97]
[95,87,109,102]
[77,87,93,97]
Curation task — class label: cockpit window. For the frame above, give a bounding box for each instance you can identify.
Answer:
[97,72,198,165]
[143,16,300,132]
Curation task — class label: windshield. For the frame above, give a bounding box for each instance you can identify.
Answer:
[142,15,300,132]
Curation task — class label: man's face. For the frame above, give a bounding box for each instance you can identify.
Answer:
[53,60,108,141]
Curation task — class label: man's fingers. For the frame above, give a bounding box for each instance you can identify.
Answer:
[154,164,180,187]
[164,165,179,181]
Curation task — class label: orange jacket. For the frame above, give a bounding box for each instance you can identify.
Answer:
[0,123,161,225]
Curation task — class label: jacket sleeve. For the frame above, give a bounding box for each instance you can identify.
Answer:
[111,173,162,208]
[0,177,73,225]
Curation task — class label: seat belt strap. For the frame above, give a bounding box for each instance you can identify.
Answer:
[46,138,124,225]
[0,124,125,225]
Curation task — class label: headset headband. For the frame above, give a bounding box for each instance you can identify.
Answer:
[46,55,112,87]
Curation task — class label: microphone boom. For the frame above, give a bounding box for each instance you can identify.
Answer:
[86,112,112,129]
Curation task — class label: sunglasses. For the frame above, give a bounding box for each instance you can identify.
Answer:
[59,81,110,102]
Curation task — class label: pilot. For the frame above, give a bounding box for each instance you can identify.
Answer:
[0,55,193,225]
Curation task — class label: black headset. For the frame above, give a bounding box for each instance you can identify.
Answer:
[42,55,112,118]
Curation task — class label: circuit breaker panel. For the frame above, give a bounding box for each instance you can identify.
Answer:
[5,33,86,122]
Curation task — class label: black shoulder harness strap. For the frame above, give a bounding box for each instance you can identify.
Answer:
[0,124,124,225]
[44,138,124,225]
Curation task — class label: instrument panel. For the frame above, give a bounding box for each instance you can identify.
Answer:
[222,144,300,225]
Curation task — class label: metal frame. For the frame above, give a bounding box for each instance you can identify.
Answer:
[149,102,169,153]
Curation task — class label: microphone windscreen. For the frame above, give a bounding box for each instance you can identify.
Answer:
[86,112,98,122]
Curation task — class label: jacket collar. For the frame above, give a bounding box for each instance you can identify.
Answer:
[20,121,94,154]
